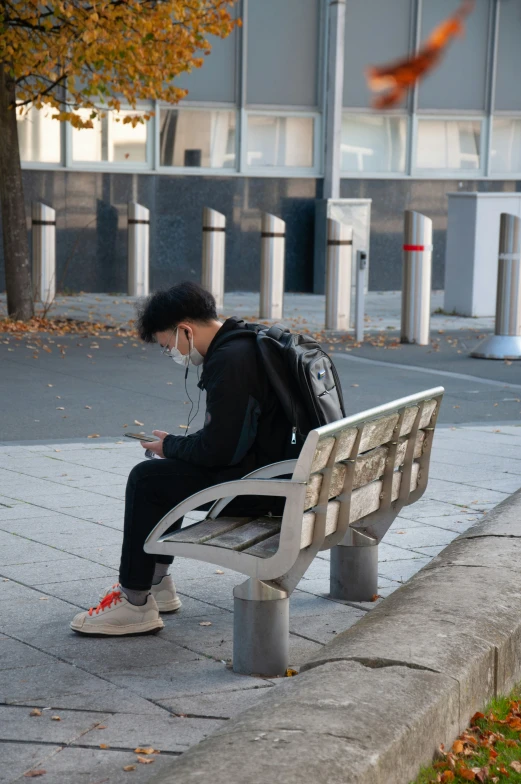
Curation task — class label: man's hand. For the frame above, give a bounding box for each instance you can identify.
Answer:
[141,430,169,458]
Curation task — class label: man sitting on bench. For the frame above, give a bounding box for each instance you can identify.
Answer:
[70,281,298,636]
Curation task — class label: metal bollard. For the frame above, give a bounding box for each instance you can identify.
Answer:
[401,210,433,346]
[128,202,150,297]
[32,202,56,306]
[201,207,226,311]
[325,219,352,330]
[471,213,521,360]
[260,213,285,320]
[355,250,367,343]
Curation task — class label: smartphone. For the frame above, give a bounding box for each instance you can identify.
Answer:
[124,432,158,442]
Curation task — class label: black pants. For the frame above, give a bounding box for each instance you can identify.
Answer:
[118,457,253,591]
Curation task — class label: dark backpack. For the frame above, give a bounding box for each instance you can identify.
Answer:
[219,318,346,447]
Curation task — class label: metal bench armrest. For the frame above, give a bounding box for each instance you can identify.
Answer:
[208,460,298,520]
[144,477,302,554]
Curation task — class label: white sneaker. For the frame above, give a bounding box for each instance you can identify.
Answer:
[70,590,164,636]
[100,576,182,614]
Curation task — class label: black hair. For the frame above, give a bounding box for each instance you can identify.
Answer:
[136,281,218,342]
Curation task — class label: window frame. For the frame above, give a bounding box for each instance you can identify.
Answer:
[339,108,410,178]
[156,101,240,175]
[242,108,321,177]
[411,113,487,178]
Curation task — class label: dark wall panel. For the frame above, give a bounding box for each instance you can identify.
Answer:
[1,172,520,296]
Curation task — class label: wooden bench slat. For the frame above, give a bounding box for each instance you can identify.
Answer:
[305,431,425,509]
[243,533,281,559]
[310,399,437,473]
[300,462,420,549]
[206,517,282,551]
[164,516,254,545]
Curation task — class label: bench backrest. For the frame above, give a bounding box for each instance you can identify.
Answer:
[292,387,444,551]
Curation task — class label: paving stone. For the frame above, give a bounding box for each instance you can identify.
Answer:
[289,605,365,645]
[0,740,62,784]
[424,478,509,508]
[18,745,176,784]
[0,531,78,566]
[0,704,110,744]
[377,557,432,583]
[385,525,460,550]
[0,557,117,585]
[157,685,275,719]
[80,710,225,752]
[106,659,266,700]
[0,638,60,671]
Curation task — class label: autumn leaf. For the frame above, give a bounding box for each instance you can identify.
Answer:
[457,766,476,781]
[440,773,455,783]
[134,747,158,755]
[285,668,298,677]
[123,765,136,772]
[371,594,382,602]
[215,570,224,574]
[366,0,475,108]
[23,772,46,778]
[51,715,61,721]
[29,708,42,717]
[87,434,100,438]
[99,743,110,749]
[134,420,144,426]
[452,740,464,754]
[136,756,154,764]
[199,621,212,627]
[510,760,521,773]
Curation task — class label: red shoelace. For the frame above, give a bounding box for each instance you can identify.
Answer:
[88,590,122,616]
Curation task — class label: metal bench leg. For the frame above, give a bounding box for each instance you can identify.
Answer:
[233,578,289,677]
[330,541,378,602]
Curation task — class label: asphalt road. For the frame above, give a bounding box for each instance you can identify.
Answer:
[0,327,519,443]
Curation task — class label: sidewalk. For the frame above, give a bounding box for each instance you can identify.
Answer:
[0,290,495,334]
[1,424,520,782]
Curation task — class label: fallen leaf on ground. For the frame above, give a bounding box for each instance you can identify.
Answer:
[134,747,157,755]
[215,570,224,574]
[440,773,455,783]
[88,434,100,438]
[23,772,46,778]
[371,594,382,601]
[29,708,42,717]
[134,420,144,426]
[452,740,464,753]
[99,743,110,749]
[84,405,92,409]
[285,668,298,677]
[511,760,521,772]
[199,621,212,626]
[136,756,154,764]
[51,715,60,721]
[123,765,136,772]
[96,724,107,730]
[56,407,65,410]
[178,425,189,429]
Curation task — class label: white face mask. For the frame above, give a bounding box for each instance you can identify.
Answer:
[165,329,204,367]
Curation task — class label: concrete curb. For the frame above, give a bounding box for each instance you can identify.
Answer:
[151,489,521,784]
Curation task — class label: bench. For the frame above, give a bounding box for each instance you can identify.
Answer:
[145,386,444,676]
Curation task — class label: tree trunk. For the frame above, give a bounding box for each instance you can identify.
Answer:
[0,63,33,320]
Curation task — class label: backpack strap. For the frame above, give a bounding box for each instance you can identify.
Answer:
[265,324,289,341]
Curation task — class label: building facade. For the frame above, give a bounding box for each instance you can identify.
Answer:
[2,0,521,294]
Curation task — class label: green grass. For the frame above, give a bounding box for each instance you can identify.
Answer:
[412,688,521,783]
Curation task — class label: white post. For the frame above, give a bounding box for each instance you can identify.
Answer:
[355,249,367,343]
[471,212,521,359]
[323,0,347,200]
[260,213,286,320]
[128,202,150,297]
[401,210,433,346]
[32,202,56,306]
[325,219,352,330]
[201,207,226,311]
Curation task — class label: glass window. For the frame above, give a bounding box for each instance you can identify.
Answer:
[72,109,148,163]
[341,114,407,172]
[343,0,412,109]
[17,105,61,163]
[490,118,521,174]
[159,109,236,168]
[418,0,490,111]
[247,0,320,107]
[247,115,314,168]
[416,119,481,170]
[495,0,521,111]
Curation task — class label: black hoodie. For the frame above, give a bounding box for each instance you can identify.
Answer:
[162,317,298,479]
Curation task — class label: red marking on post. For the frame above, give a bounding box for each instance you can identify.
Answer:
[403,244,425,251]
